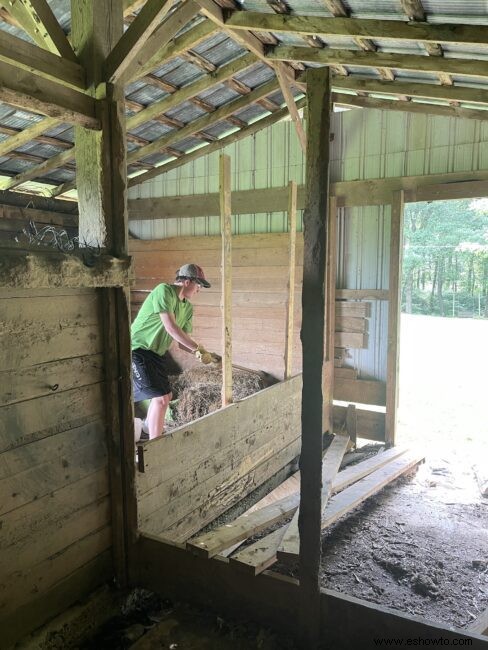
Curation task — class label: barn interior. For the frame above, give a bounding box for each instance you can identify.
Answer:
[1,0,487,648]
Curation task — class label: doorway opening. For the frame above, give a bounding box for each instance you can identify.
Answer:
[396,196,488,500]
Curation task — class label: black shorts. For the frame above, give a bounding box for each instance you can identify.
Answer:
[132,348,172,402]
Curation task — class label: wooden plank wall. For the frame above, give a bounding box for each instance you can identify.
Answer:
[130,233,387,442]
[136,375,302,542]
[0,287,112,644]
[130,233,304,379]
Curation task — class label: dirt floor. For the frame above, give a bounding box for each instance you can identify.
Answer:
[277,314,488,630]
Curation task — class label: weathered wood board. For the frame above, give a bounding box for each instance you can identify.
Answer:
[136,375,302,541]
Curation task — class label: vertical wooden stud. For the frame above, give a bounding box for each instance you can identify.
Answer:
[322,196,337,432]
[385,190,405,446]
[284,180,298,379]
[220,153,233,406]
[299,67,332,650]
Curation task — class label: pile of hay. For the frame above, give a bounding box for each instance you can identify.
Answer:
[169,365,265,426]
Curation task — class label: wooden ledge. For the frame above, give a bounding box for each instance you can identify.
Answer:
[0,248,132,289]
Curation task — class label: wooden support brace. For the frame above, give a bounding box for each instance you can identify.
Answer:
[220,153,232,406]
[284,180,297,379]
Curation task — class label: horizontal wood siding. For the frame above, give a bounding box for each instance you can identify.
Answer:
[0,287,112,640]
[129,234,373,381]
[136,375,302,542]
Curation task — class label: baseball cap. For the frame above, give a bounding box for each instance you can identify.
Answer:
[176,263,211,288]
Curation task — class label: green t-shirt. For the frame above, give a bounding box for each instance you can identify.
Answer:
[131,283,193,356]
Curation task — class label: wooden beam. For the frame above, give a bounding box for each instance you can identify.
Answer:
[284,180,297,379]
[0,0,77,61]
[278,434,349,562]
[385,190,405,446]
[0,149,75,191]
[0,116,61,159]
[468,607,488,636]
[105,0,173,84]
[229,446,409,574]
[334,93,488,122]
[0,61,98,130]
[269,46,488,80]
[122,1,201,84]
[0,27,84,90]
[134,19,217,82]
[127,77,280,164]
[224,11,488,47]
[299,66,331,649]
[332,75,488,106]
[220,153,232,407]
[126,53,256,132]
[275,62,306,153]
[323,196,337,433]
[128,171,488,215]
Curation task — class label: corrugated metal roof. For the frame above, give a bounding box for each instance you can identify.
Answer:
[1,1,488,192]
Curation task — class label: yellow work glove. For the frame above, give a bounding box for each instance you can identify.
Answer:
[195,345,213,365]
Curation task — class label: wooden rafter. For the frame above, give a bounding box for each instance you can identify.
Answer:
[0,116,61,158]
[224,10,488,47]
[0,28,84,91]
[268,46,488,81]
[125,54,255,131]
[332,75,488,106]
[105,0,174,83]
[119,0,202,85]
[333,93,488,122]
[400,0,453,90]
[0,61,98,130]
[126,96,306,187]
[0,0,77,61]
[275,62,306,153]
[126,77,280,164]
[0,147,74,191]
[134,19,216,82]
[0,123,71,150]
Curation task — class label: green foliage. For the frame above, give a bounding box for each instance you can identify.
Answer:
[402,198,488,318]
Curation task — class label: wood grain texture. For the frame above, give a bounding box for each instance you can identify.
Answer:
[220,153,233,406]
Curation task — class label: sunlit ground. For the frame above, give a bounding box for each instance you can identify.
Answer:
[396,313,488,504]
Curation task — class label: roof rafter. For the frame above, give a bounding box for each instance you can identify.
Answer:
[224,11,488,47]
[334,93,488,122]
[133,18,217,82]
[268,46,488,81]
[0,60,98,130]
[127,95,306,188]
[0,147,74,191]
[126,52,256,131]
[332,75,488,106]
[127,76,280,163]
[0,0,77,61]
[105,0,174,84]
[0,116,61,159]
[121,0,202,84]
[0,27,85,91]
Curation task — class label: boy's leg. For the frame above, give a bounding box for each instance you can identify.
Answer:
[146,391,173,439]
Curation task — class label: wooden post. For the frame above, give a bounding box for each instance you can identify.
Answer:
[385,190,405,446]
[322,196,337,432]
[284,180,298,379]
[299,67,331,649]
[220,153,232,406]
[71,0,135,588]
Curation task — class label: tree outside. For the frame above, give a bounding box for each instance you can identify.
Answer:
[402,198,488,318]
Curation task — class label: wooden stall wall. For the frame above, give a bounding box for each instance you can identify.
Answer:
[130,233,303,379]
[130,233,387,442]
[136,375,302,542]
[0,287,112,645]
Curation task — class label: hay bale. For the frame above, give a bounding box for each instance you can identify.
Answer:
[174,365,265,425]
